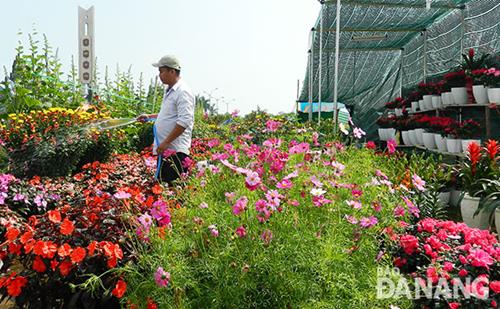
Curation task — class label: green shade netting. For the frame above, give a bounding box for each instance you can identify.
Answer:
[299,0,499,136]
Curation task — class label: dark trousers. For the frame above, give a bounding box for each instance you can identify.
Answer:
[158,152,190,185]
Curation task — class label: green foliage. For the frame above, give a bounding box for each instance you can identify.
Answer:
[1,31,84,113]
[123,147,412,308]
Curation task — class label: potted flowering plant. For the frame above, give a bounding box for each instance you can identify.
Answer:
[484,67,500,104]
[418,82,438,110]
[455,119,481,152]
[376,115,397,141]
[429,117,458,152]
[407,90,423,112]
[444,70,468,104]
[470,68,489,104]
[457,141,493,229]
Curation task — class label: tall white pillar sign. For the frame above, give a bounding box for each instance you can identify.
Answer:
[78,6,95,85]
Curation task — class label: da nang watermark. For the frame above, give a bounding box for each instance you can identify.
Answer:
[376,267,490,300]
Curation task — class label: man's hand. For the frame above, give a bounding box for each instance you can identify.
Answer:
[156,141,170,156]
[136,114,149,123]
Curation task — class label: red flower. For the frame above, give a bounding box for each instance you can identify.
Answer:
[152,184,162,195]
[147,298,158,309]
[112,279,127,298]
[87,241,98,256]
[490,281,500,294]
[19,231,33,244]
[468,48,474,59]
[58,243,72,258]
[60,218,75,235]
[70,247,86,264]
[59,260,73,276]
[48,210,62,223]
[485,139,498,161]
[32,256,47,273]
[366,141,376,150]
[5,227,20,241]
[467,142,481,175]
[33,240,57,259]
[399,235,419,255]
[6,275,28,297]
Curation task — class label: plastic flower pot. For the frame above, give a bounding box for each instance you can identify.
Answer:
[415,128,424,145]
[450,189,462,207]
[419,99,426,111]
[496,208,500,240]
[460,194,489,229]
[461,139,481,153]
[411,101,419,112]
[432,95,442,109]
[423,95,434,110]
[451,87,468,105]
[401,131,411,145]
[438,191,451,206]
[487,87,500,105]
[408,130,417,145]
[446,138,462,153]
[434,134,447,152]
[395,108,403,117]
[422,132,437,149]
[472,85,488,104]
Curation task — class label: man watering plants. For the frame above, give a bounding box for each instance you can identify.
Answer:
[137,55,195,185]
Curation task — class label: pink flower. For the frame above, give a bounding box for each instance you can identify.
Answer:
[310,176,323,187]
[207,138,220,148]
[345,215,358,224]
[232,196,248,216]
[154,267,170,288]
[346,200,362,209]
[372,202,382,212]
[261,229,273,245]
[245,171,261,191]
[412,174,426,191]
[351,189,363,198]
[265,119,282,132]
[208,225,219,237]
[114,191,131,199]
[235,226,247,238]
[394,205,405,217]
[199,202,208,209]
[276,179,293,189]
[467,249,494,269]
[387,139,397,154]
[399,235,419,255]
[359,216,378,228]
[353,127,366,139]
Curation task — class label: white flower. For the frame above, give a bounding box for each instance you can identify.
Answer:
[339,123,349,135]
[310,188,327,197]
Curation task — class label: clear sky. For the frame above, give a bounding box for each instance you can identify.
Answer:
[0,0,320,115]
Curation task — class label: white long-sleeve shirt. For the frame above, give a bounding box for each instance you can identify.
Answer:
[153,79,195,155]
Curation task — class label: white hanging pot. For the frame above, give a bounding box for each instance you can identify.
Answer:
[432,95,442,109]
[435,134,447,152]
[462,139,481,153]
[385,128,396,141]
[451,87,468,105]
[460,194,489,230]
[423,132,437,149]
[472,85,488,104]
[408,130,417,145]
[446,138,462,153]
[401,131,411,145]
[487,87,500,105]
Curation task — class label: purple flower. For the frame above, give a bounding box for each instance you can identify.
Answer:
[138,213,153,230]
[310,176,323,187]
[154,267,171,288]
[345,215,358,225]
[34,194,47,208]
[276,179,293,189]
[208,225,219,237]
[346,200,362,209]
[13,193,25,201]
[255,199,268,213]
[199,202,208,209]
